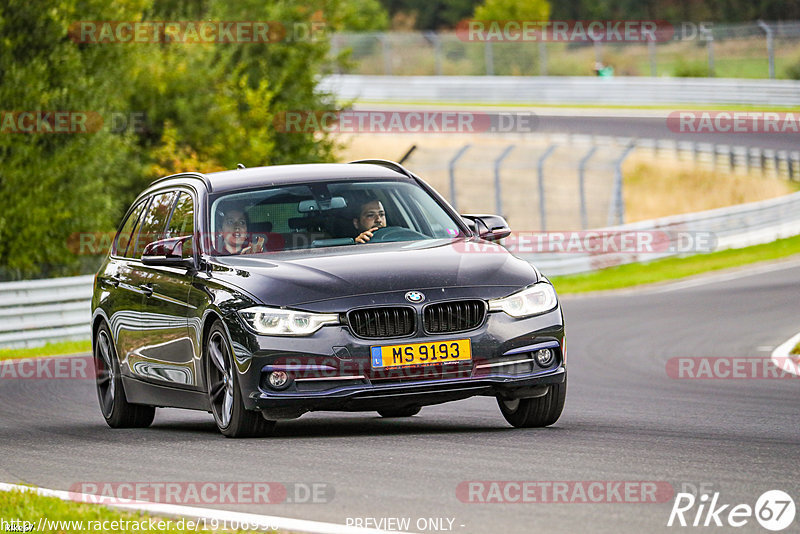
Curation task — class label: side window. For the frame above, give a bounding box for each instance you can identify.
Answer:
[166,192,195,257]
[113,199,147,258]
[133,191,178,259]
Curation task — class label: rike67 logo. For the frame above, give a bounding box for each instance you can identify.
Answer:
[667,490,796,531]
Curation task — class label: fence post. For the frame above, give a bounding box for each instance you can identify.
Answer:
[593,37,603,67]
[448,145,471,210]
[493,145,515,217]
[758,20,776,79]
[702,27,715,76]
[425,31,443,76]
[379,34,392,75]
[539,41,548,76]
[578,146,598,229]
[610,144,636,226]
[485,41,494,75]
[648,36,657,76]
[537,145,558,231]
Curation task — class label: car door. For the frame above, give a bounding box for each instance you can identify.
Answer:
[126,190,198,387]
[105,197,150,364]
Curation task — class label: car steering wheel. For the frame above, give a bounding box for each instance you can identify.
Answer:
[368,226,427,243]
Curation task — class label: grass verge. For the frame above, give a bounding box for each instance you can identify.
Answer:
[0,489,266,533]
[0,340,91,361]
[550,234,800,294]
[623,154,798,222]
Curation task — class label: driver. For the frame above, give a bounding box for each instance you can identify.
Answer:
[353,198,386,244]
[217,206,265,255]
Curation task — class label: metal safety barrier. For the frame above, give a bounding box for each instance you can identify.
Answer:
[525,191,800,276]
[0,275,93,348]
[319,75,800,107]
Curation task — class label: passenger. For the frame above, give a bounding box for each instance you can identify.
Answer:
[218,207,264,255]
[353,197,387,243]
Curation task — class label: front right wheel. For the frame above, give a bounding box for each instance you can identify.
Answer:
[497,376,566,428]
[205,321,276,438]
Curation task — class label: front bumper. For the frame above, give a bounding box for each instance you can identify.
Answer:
[229,307,565,418]
[250,367,565,418]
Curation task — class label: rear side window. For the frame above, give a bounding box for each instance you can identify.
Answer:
[113,200,147,258]
[132,191,178,259]
[166,192,195,257]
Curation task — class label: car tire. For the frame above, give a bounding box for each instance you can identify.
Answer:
[205,321,276,438]
[94,323,156,428]
[377,406,421,418]
[497,377,566,428]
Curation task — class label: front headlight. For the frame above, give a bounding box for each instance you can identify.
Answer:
[238,307,339,336]
[488,283,558,318]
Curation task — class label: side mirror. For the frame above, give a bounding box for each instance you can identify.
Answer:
[142,235,195,269]
[461,214,511,241]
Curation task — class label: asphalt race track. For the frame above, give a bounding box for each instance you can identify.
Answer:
[2,261,798,533]
[533,114,800,151]
[351,104,800,152]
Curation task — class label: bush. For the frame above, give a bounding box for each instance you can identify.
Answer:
[673,59,713,77]
[784,57,800,80]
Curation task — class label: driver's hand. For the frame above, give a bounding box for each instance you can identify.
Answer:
[241,236,265,254]
[355,227,379,244]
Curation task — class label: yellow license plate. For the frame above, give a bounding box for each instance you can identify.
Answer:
[370,339,472,368]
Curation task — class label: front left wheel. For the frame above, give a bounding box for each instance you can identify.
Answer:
[205,321,276,438]
[497,376,566,428]
[94,323,155,428]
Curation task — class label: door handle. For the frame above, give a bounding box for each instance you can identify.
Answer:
[140,283,154,297]
[105,276,120,288]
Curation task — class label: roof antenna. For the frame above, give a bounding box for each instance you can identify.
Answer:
[236,163,246,170]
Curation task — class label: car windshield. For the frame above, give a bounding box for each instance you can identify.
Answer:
[208,179,465,254]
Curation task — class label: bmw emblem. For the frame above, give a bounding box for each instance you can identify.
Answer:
[405,291,425,303]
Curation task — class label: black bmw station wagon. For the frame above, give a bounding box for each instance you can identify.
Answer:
[91,160,566,437]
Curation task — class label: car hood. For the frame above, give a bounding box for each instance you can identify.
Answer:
[209,238,539,308]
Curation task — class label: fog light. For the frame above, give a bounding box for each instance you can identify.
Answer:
[267,371,291,390]
[535,348,554,367]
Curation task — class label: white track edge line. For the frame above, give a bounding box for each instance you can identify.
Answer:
[650,257,800,294]
[770,332,800,378]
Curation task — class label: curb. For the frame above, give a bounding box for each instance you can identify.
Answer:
[770,331,800,378]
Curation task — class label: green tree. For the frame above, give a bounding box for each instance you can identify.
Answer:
[474,0,551,20]
[0,0,143,279]
[0,0,380,279]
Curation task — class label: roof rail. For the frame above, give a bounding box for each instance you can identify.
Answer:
[348,159,414,179]
[149,172,213,192]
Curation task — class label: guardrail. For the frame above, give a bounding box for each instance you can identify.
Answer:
[319,75,800,106]
[523,191,800,276]
[0,275,93,348]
